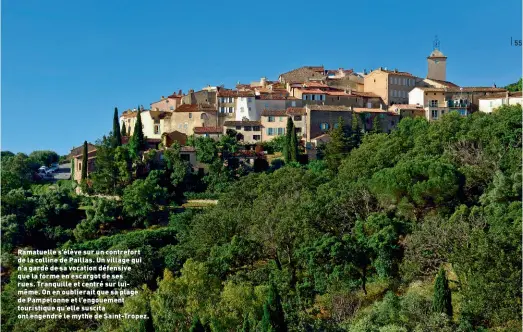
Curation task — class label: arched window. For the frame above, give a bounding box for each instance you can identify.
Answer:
[320,123,329,130]
[201,113,208,120]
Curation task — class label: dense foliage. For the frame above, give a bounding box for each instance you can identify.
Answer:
[1,105,521,331]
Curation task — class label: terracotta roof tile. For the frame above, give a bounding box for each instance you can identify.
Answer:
[224,120,262,127]
[194,126,223,134]
[261,109,287,116]
[256,94,296,100]
[286,107,306,115]
[180,146,196,152]
[301,88,326,94]
[303,82,329,88]
[175,103,217,112]
[306,105,351,112]
[279,66,326,83]
[389,104,424,111]
[353,108,396,115]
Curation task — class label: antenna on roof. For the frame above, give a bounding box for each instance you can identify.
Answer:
[433,35,440,50]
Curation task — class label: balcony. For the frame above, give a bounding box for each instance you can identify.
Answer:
[447,100,470,108]
[425,102,447,108]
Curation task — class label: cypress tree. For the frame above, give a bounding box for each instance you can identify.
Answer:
[121,122,127,137]
[113,107,122,147]
[283,116,293,163]
[132,108,146,151]
[350,112,362,150]
[290,121,298,162]
[433,267,453,317]
[261,283,287,332]
[81,141,88,180]
[241,313,251,332]
[371,115,382,134]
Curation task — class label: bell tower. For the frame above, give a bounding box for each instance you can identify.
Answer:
[427,35,447,81]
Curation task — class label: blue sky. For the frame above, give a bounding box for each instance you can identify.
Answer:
[2,0,522,155]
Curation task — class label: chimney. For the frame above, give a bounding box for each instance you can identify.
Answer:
[363,68,367,75]
[161,96,165,99]
[394,68,398,73]
[348,88,352,95]
[380,104,383,110]
[178,89,182,95]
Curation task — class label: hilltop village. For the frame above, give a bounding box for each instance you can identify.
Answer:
[70,45,522,181]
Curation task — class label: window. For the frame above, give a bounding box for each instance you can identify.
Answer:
[201,113,207,120]
[320,123,329,130]
[334,122,340,129]
[180,154,190,162]
[277,128,285,135]
[244,126,252,131]
[392,90,396,97]
[294,115,302,121]
[459,109,466,116]
[390,120,395,126]
[268,116,275,122]
[279,117,284,122]
[295,127,302,135]
[248,107,251,111]
[189,113,192,118]
[267,128,275,136]
[253,126,260,131]
[312,95,316,101]
[431,110,438,119]
[78,162,82,171]
[302,95,307,100]
[248,98,252,102]
[204,134,209,138]
[229,97,233,103]
[291,101,296,107]
[228,107,234,113]
[170,106,174,110]
[154,125,160,134]
[236,125,242,130]
[430,100,438,107]
[253,135,261,140]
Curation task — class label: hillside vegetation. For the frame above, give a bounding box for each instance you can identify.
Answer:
[1,105,521,331]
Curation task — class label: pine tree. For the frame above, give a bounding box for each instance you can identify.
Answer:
[189,316,206,332]
[260,283,287,332]
[121,122,127,137]
[283,117,293,163]
[290,121,298,162]
[113,107,122,147]
[433,267,453,317]
[81,141,88,181]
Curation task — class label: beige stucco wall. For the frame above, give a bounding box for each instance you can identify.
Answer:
[427,58,446,81]
[151,97,181,112]
[165,112,219,136]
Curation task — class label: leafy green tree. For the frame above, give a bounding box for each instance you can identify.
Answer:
[122,170,167,227]
[91,136,118,194]
[1,153,33,195]
[113,107,122,147]
[81,141,88,181]
[504,78,522,92]
[324,117,349,171]
[432,267,452,317]
[242,313,251,332]
[28,150,59,167]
